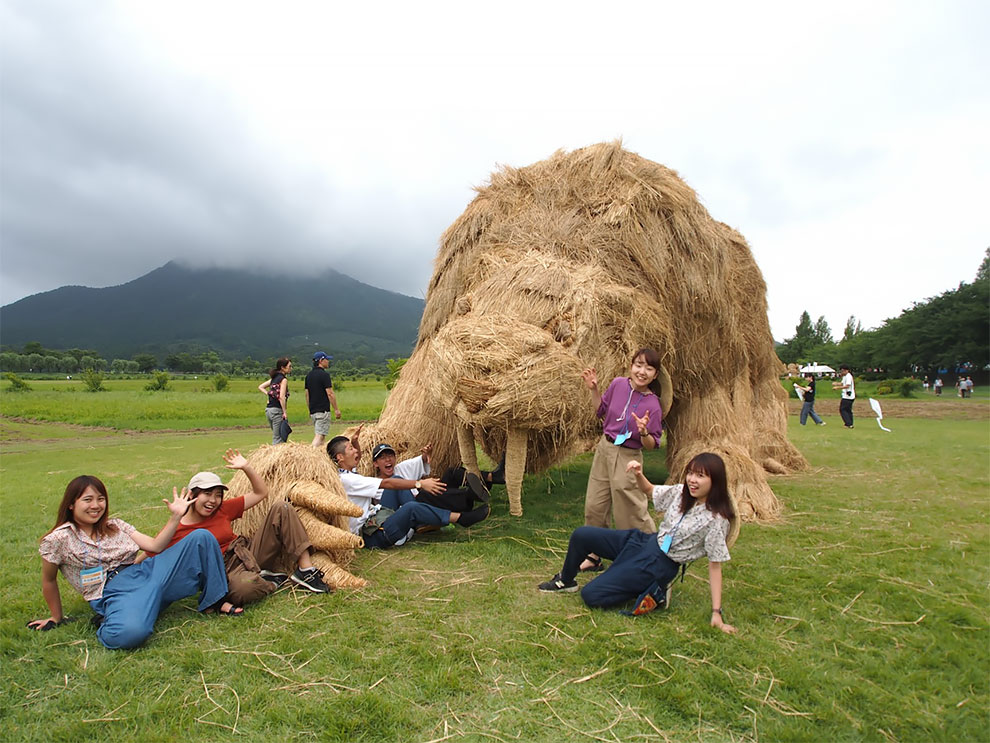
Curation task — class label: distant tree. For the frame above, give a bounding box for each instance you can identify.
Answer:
[133,353,157,373]
[23,341,44,355]
[5,372,32,392]
[81,369,106,392]
[26,353,43,370]
[0,352,21,372]
[145,371,171,391]
[977,247,989,282]
[385,357,407,390]
[61,355,80,374]
[211,373,229,392]
[812,316,833,346]
[841,316,862,342]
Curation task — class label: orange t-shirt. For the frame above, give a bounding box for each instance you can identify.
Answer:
[146,496,245,556]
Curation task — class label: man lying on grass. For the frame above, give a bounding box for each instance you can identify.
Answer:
[538,452,737,634]
[146,448,331,605]
[327,431,489,549]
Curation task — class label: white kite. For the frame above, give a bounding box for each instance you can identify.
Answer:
[868,397,891,432]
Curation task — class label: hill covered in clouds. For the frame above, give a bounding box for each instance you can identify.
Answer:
[0,262,423,363]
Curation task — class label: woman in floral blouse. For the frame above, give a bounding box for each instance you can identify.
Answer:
[538,452,737,634]
[28,475,232,648]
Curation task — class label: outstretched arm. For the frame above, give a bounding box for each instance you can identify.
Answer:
[27,559,65,629]
[224,448,269,509]
[128,488,194,553]
[581,368,602,411]
[380,476,447,495]
[708,561,736,634]
[625,460,654,496]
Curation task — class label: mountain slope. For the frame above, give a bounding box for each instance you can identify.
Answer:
[0,262,424,361]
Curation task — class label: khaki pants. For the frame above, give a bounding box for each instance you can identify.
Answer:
[584,435,656,533]
[224,500,312,606]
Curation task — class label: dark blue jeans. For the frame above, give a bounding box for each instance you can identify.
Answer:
[364,490,452,548]
[561,526,679,608]
[839,398,854,427]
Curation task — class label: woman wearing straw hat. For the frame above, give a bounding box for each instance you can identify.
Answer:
[146,448,331,604]
[579,348,669,572]
[539,452,737,634]
[259,357,292,444]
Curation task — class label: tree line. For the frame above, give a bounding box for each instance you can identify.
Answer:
[0,342,397,380]
[776,250,989,378]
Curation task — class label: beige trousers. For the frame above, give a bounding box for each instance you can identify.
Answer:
[584,435,656,533]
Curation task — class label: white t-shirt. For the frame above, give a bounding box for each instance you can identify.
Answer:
[841,372,855,399]
[339,455,432,535]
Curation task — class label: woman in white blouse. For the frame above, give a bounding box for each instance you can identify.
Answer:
[538,452,737,634]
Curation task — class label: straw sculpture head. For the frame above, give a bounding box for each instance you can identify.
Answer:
[359,141,806,520]
[228,443,367,588]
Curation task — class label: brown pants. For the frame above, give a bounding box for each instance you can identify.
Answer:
[584,435,656,533]
[224,500,312,606]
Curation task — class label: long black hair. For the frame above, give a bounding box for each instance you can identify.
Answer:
[44,475,118,539]
[678,452,734,521]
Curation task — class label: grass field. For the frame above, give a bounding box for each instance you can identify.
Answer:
[1,391,987,742]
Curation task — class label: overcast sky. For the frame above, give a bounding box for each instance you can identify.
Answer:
[1,0,987,341]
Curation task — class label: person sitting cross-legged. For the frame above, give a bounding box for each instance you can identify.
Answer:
[328,430,489,549]
[147,449,331,604]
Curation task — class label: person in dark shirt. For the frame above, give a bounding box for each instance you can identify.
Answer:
[304,351,341,448]
[796,373,825,426]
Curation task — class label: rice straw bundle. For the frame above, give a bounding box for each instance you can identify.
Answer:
[229,442,364,588]
[367,141,806,521]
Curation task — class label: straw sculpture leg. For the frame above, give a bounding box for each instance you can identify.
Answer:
[504,427,528,516]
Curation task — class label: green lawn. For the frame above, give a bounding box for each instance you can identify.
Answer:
[1,399,987,741]
[0,378,388,431]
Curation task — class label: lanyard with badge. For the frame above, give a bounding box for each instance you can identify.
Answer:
[659,511,687,554]
[74,528,107,589]
[613,384,649,446]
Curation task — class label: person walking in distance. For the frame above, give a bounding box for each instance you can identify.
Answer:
[305,351,341,448]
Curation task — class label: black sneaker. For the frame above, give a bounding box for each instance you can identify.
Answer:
[290,567,332,594]
[465,472,490,504]
[456,503,490,528]
[537,573,578,593]
[260,570,288,587]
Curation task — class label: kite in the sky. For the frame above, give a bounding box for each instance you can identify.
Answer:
[868,397,891,432]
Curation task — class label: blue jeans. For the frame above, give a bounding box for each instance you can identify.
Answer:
[560,526,678,608]
[89,530,228,649]
[800,400,823,425]
[364,490,452,548]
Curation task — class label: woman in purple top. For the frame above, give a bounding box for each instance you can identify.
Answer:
[579,348,664,572]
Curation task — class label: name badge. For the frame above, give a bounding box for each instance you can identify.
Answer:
[660,534,673,554]
[79,565,105,588]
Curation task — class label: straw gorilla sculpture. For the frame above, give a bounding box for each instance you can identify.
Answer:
[358,142,806,522]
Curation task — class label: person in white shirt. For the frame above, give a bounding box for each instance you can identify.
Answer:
[833,364,856,428]
[327,432,489,548]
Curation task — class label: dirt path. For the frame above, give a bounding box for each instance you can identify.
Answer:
[787,397,988,420]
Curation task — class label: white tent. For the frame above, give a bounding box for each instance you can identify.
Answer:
[799,363,835,374]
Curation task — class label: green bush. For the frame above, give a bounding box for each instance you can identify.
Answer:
[876,383,893,395]
[4,372,31,392]
[81,368,106,392]
[211,373,229,392]
[898,378,920,397]
[145,371,171,391]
